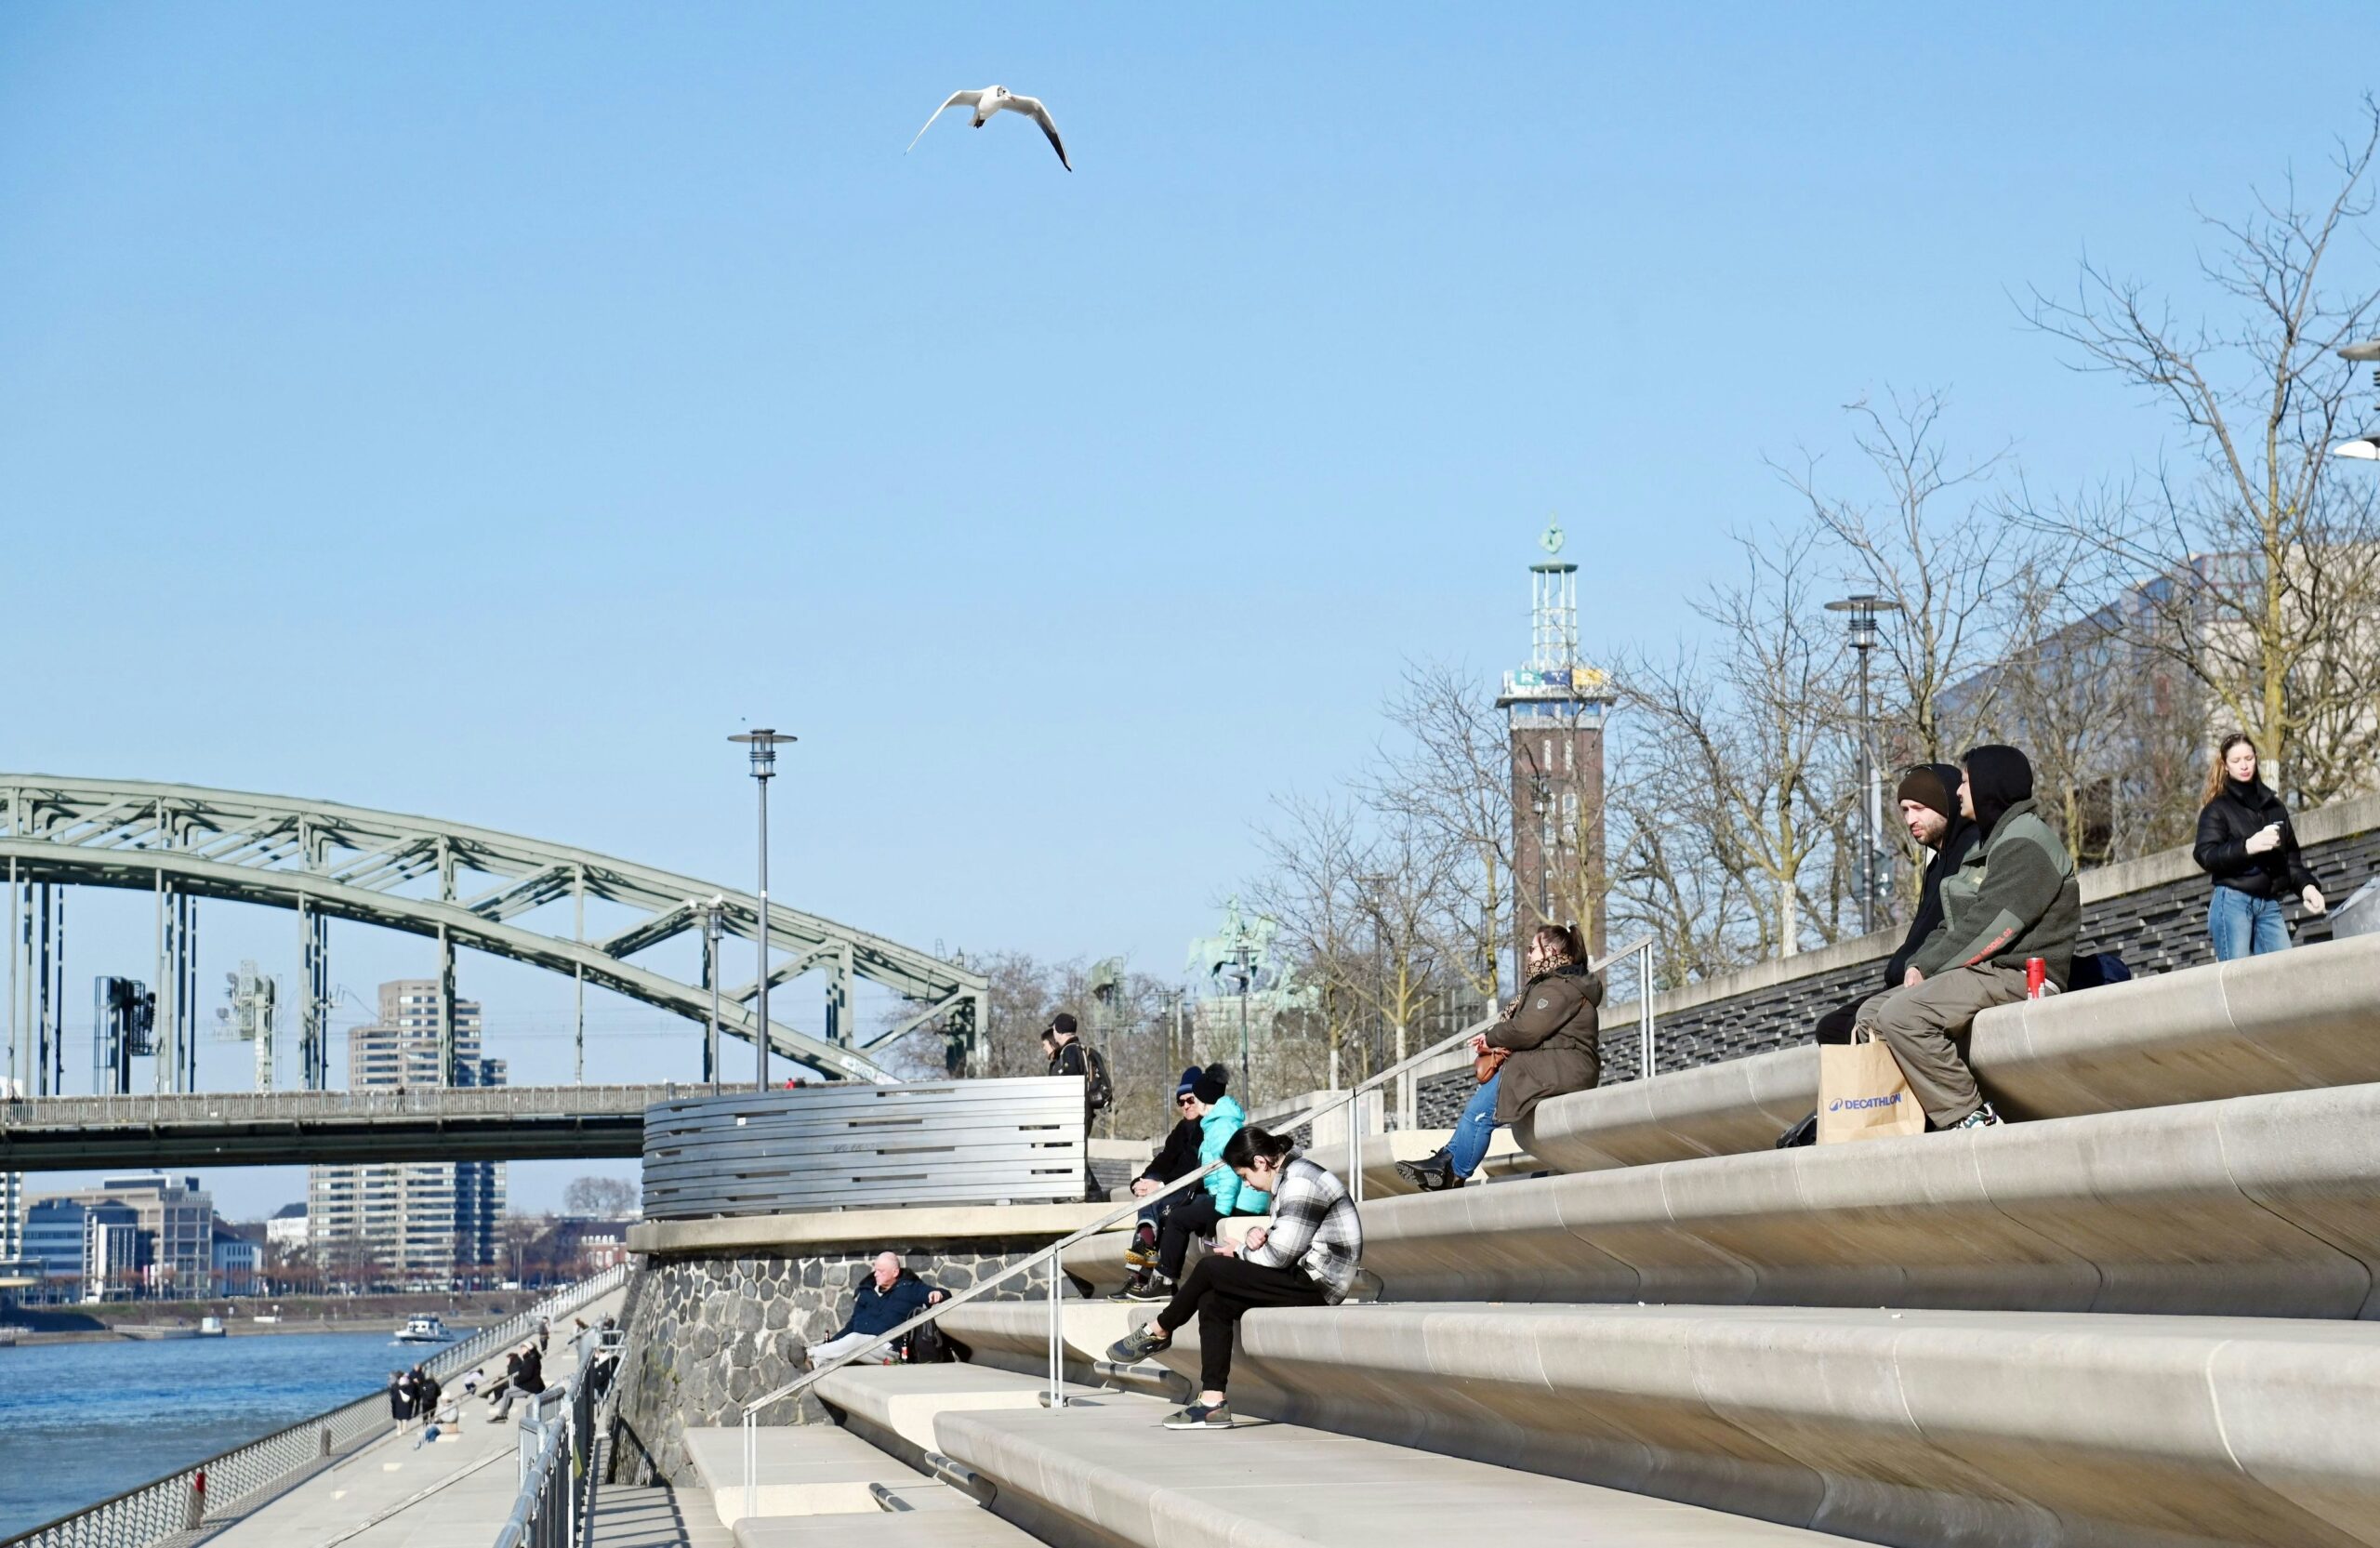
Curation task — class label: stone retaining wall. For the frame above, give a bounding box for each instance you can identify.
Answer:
[609,1225,1077,1488]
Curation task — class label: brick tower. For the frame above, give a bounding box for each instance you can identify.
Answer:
[1494,522,1617,978]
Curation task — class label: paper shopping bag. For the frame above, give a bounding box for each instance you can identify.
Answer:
[1817,1032,1924,1144]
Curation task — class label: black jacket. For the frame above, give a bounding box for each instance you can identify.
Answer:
[2195,782,2317,901]
[1139,1118,1203,1186]
[1885,818,1981,986]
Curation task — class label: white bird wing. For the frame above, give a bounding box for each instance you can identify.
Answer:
[906,89,985,155]
[1005,94,1071,171]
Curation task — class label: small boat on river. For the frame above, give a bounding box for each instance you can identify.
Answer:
[393,1313,454,1344]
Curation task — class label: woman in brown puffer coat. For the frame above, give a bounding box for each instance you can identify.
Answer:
[1396,922,1603,1191]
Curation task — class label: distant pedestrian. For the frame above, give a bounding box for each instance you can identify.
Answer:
[1044,1012,1114,1200]
[2195,734,2326,959]
[386,1370,411,1430]
[537,1315,550,1354]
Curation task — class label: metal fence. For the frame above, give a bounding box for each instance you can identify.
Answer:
[641,1078,1086,1219]
[1,1264,631,1548]
[1,1085,685,1127]
[493,1325,623,1548]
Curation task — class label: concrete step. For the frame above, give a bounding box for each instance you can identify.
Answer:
[681,1422,953,1528]
[1363,1078,2380,1316]
[1302,1125,1540,1197]
[813,1363,1868,1546]
[1520,933,2380,1172]
[1121,1301,2380,1548]
[590,1485,738,1548]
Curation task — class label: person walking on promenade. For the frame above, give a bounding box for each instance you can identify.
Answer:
[1115,1067,1269,1302]
[2195,733,2326,959]
[1123,1065,1216,1270]
[1854,745,2080,1131]
[387,1370,412,1431]
[1396,921,1601,1193]
[1105,1126,1362,1430]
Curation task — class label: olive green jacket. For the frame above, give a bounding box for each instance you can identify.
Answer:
[1905,797,2082,986]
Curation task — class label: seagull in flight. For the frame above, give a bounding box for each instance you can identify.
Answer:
[906,86,1071,171]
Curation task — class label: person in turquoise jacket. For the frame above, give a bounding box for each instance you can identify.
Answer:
[1118,1068,1268,1301]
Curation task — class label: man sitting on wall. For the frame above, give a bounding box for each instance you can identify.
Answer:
[803,1251,945,1368]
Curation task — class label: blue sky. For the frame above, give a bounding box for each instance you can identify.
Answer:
[5,4,2374,1211]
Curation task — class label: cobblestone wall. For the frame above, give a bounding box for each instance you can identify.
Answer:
[610,1237,1054,1487]
[1410,815,2380,1125]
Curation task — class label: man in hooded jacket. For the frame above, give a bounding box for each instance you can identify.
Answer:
[1853,745,2080,1131]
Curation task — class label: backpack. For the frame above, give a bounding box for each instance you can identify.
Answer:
[1083,1046,1115,1112]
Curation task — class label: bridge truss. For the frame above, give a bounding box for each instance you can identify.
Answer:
[1,775,986,1092]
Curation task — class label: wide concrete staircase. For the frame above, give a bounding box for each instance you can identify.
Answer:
[683,933,2380,1548]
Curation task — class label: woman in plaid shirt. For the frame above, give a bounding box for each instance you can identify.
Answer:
[1105,1125,1362,1429]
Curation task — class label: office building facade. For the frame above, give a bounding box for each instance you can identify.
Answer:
[307,981,506,1285]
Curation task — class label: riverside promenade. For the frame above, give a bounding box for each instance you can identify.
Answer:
[193,1286,626,1548]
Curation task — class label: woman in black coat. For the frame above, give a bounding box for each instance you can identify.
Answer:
[2193,734,2326,960]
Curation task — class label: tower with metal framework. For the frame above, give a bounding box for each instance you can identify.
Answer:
[1494,522,1618,977]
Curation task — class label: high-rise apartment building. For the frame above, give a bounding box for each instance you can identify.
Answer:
[308,981,506,1285]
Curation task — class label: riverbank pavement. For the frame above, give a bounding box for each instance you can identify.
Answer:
[187,1286,627,1548]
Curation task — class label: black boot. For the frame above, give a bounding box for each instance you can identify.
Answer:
[1395,1149,1460,1192]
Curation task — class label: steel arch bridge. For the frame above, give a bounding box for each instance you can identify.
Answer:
[0,775,985,1092]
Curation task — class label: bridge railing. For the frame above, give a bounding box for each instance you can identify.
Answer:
[0,1085,691,1126]
[0,1264,630,1548]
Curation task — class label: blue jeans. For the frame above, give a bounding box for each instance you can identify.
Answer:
[2209,886,2291,960]
[1448,1073,1501,1179]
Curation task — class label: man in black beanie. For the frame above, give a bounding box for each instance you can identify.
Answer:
[1852,745,2081,1131]
[1807,764,1981,1044]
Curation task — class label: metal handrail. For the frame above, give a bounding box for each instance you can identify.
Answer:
[492,1326,625,1548]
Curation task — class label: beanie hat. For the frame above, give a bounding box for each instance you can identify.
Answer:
[1894,764,1961,823]
[1047,1012,1078,1039]
[1191,1070,1229,1105]
[1173,1065,1202,1098]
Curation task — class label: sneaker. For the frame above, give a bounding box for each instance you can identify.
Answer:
[1395,1151,1460,1192]
[1105,1325,1172,1364]
[1123,1224,1157,1271]
[1105,1271,1151,1302]
[1161,1400,1233,1430]
[1122,1273,1174,1303]
[1954,1103,2004,1130]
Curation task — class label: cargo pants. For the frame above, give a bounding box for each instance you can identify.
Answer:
[1850,961,2030,1127]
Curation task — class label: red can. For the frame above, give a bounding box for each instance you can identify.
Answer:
[2025,957,2047,999]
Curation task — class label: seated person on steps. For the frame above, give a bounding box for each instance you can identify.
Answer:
[803,1251,945,1368]
[1852,744,2080,1131]
[1121,1065,1222,1268]
[1106,1125,1363,1430]
[1398,920,1601,1193]
[1114,1066,1268,1302]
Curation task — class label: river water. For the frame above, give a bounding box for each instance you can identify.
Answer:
[0,1330,445,1538]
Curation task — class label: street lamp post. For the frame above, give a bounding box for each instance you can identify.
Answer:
[2332,338,2380,460]
[1824,595,1903,935]
[729,730,795,1092]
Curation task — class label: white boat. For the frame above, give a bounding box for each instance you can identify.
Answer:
[394,1313,453,1344]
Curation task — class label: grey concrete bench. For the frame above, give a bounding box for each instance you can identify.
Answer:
[1369,1078,2380,1316]
[1520,933,2380,1171]
[1123,1302,2380,1548]
[813,1363,1864,1546]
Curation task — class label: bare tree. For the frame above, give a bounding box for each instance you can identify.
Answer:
[562,1175,639,1219]
[1368,661,1514,1001]
[1619,528,1855,959]
[2020,101,2380,804]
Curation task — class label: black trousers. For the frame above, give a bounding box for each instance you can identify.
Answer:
[1156,1193,1223,1279]
[1814,993,1873,1044]
[1154,1253,1326,1395]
